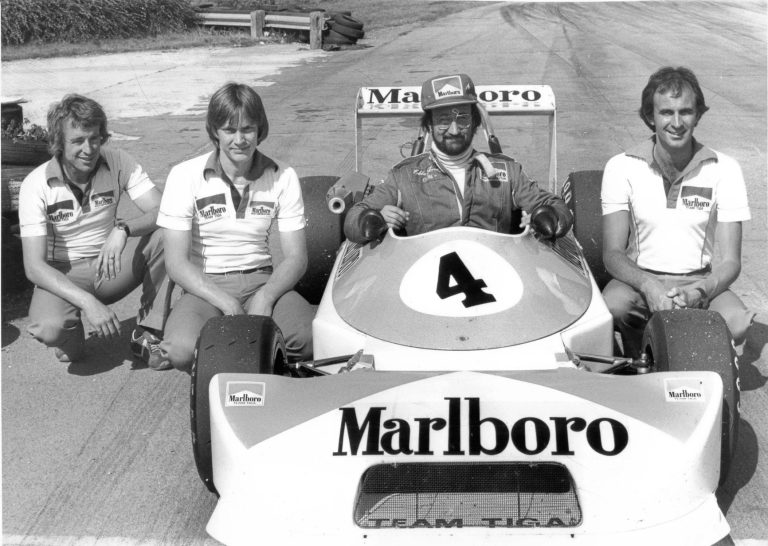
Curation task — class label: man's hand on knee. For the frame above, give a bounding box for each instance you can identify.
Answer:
[82,297,122,338]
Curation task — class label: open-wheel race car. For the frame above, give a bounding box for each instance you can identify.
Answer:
[190,84,738,546]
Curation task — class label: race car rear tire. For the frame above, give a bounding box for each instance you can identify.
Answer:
[642,309,739,485]
[295,175,345,304]
[191,315,287,493]
[562,170,609,289]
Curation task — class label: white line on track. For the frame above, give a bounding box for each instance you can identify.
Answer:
[4,536,767,545]
[3,537,222,546]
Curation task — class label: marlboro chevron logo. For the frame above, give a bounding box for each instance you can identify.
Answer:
[334,397,629,457]
[225,381,265,407]
[91,190,115,208]
[248,200,275,217]
[680,186,713,211]
[196,193,228,220]
[47,200,75,223]
[432,76,464,100]
[363,87,545,109]
[665,379,705,402]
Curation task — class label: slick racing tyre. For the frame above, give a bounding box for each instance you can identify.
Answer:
[331,13,363,30]
[323,29,356,45]
[562,170,610,290]
[295,176,345,304]
[191,315,287,493]
[329,20,365,40]
[642,309,740,485]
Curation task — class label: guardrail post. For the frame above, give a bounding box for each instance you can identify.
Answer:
[309,11,323,49]
[251,10,265,39]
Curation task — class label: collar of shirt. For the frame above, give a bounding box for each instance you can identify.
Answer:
[626,136,719,208]
[44,152,109,188]
[203,149,278,183]
[626,136,717,180]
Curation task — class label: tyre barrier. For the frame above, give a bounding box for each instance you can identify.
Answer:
[323,13,365,45]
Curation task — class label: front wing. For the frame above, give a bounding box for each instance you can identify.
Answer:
[206,369,728,545]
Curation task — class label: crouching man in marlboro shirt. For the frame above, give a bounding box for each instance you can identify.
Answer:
[19,94,170,369]
[601,66,755,357]
[156,82,313,371]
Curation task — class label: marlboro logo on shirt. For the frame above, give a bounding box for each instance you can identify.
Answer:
[196,193,228,220]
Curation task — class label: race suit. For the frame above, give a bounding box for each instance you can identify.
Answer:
[343,150,572,242]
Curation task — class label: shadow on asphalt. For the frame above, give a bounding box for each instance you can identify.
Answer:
[717,418,759,515]
[740,320,767,391]
[65,317,151,376]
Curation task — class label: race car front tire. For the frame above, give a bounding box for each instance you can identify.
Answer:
[191,315,287,493]
[642,309,740,486]
[562,170,610,289]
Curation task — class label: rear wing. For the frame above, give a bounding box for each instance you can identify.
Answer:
[355,85,558,191]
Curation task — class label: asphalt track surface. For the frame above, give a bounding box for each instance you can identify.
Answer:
[2,1,767,545]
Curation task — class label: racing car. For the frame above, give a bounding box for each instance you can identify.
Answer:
[190,84,738,546]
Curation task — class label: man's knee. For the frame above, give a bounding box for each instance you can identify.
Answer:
[28,315,83,347]
[719,308,755,346]
[285,325,313,362]
[602,280,643,323]
[159,334,196,372]
[709,291,756,346]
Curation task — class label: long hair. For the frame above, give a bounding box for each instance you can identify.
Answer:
[639,66,709,131]
[46,94,109,157]
[206,82,269,147]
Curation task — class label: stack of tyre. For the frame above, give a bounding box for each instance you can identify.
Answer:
[323,13,365,46]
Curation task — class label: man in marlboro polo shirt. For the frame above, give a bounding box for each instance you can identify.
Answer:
[19,94,169,368]
[601,66,754,357]
[157,82,313,371]
[344,73,573,243]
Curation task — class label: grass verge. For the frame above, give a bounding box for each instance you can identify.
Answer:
[1,0,486,61]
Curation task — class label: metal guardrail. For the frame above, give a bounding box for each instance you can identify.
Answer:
[197,10,325,48]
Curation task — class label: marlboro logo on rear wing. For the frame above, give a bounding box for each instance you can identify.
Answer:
[354,85,558,190]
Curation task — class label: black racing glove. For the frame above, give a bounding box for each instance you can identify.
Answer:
[358,208,388,242]
[530,205,566,240]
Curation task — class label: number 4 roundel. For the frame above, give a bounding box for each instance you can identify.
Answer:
[436,251,496,307]
[399,241,523,318]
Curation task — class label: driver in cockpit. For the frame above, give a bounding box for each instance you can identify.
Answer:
[343,73,573,244]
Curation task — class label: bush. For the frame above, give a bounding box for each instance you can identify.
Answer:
[1,0,200,46]
[2,118,49,142]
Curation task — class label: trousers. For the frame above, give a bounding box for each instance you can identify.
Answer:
[27,230,168,359]
[160,269,314,371]
[603,274,755,358]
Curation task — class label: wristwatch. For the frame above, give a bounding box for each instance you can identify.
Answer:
[115,221,131,236]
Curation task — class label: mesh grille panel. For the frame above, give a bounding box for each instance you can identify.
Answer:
[355,462,581,529]
[553,235,589,276]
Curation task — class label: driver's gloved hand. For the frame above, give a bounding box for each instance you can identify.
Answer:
[530,205,566,239]
[359,208,388,242]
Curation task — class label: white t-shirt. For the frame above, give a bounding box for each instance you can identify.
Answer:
[601,138,750,274]
[19,148,155,261]
[157,150,305,273]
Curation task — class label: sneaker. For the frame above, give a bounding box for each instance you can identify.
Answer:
[131,329,172,371]
[53,344,84,362]
[54,347,72,362]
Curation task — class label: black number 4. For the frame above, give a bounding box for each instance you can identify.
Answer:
[436,252,496,308]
